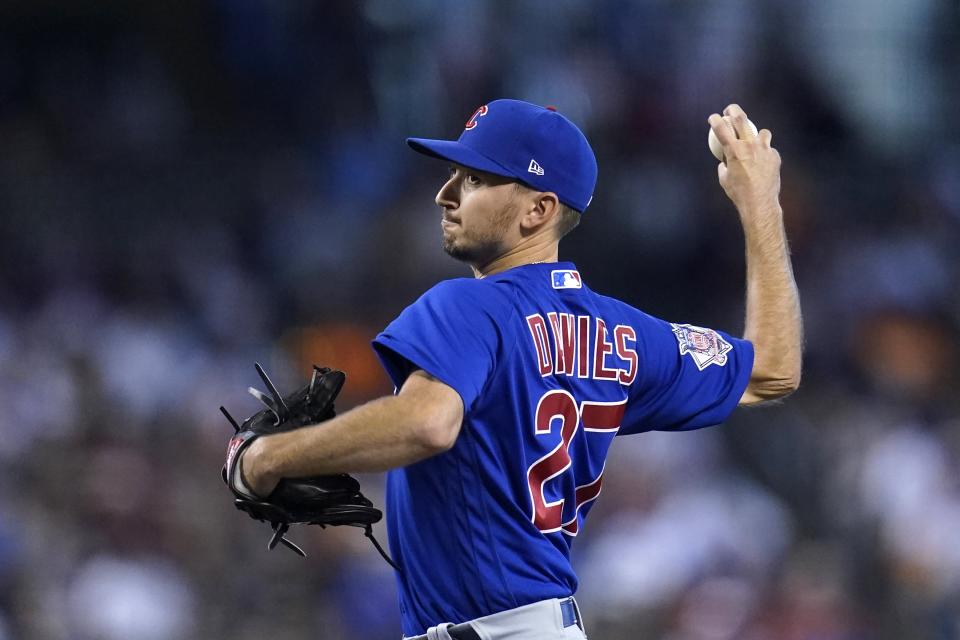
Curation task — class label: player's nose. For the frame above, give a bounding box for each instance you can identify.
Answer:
[435,176,459,210]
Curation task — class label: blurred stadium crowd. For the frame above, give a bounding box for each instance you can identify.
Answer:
[0,1,958,639]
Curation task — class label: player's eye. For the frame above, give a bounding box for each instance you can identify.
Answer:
[465,173,482,185]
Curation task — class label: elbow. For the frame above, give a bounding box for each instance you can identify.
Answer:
[395,371,465,456]
[771,361,803,396]
[414,414,461,454]
[404,394,463,454]
[744,367,802,404]
[758,374,801,399]
[743,341,802,403]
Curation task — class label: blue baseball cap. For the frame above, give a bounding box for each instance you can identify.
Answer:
[407,99,597,213]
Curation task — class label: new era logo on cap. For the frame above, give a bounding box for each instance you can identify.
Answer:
[528,159,544,176]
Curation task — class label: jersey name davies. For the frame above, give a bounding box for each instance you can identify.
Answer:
[525,312,637,385]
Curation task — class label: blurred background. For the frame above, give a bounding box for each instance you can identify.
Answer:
[0,1,958,638]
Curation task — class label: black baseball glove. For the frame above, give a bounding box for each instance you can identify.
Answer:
[221,363,397,569]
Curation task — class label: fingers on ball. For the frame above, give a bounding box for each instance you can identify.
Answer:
[724,105,760,140]
[708,114,737,146]
[723,104,746,121]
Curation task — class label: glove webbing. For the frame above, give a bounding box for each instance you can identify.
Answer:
[264,518,400,572]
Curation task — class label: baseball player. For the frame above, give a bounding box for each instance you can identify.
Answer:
[237,99,802,639]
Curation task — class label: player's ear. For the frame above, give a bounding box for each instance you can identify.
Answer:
[519,191,561,232]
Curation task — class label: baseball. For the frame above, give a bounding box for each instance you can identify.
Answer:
[708,116,759,162]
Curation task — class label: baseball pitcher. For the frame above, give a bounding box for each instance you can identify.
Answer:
[225,99,802,639]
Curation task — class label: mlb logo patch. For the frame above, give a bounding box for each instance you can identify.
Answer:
[551,269,582,290]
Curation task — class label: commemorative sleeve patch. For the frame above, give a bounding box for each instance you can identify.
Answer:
[670,323,733,370]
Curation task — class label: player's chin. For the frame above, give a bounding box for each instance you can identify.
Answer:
[442,237,478,263]
[441,224,462,249]
[442,237,465,259]
[443,236,501,266]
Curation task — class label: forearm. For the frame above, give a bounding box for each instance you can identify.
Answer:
[251,395,444,480]
[741,203,803,400]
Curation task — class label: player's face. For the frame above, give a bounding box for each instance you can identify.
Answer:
[435,164,523,266]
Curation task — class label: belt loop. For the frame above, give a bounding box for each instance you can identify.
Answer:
[426,623,454,640]
[569,597,586,633]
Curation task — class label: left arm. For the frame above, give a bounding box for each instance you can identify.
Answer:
[241,369,463,496]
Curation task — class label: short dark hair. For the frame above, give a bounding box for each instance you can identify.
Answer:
[554,204,581,239]
[514,183,582,239]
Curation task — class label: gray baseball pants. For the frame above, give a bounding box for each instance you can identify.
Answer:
[403,597,587,640]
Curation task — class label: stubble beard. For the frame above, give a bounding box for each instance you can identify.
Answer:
[442,201,516,267]
[442,234,504,266]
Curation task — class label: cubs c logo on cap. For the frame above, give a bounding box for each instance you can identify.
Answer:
[464,105,488,130]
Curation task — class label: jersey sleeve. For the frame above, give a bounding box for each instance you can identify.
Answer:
[372,280,508,411]
[619,315,754,435]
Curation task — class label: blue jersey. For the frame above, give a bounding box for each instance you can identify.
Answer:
[372,261,753,636]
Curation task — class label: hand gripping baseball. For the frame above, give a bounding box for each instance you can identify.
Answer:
[708,104,782,221]
[221,363,398,570]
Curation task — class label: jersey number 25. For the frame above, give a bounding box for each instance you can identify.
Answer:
[526,390,627,535]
